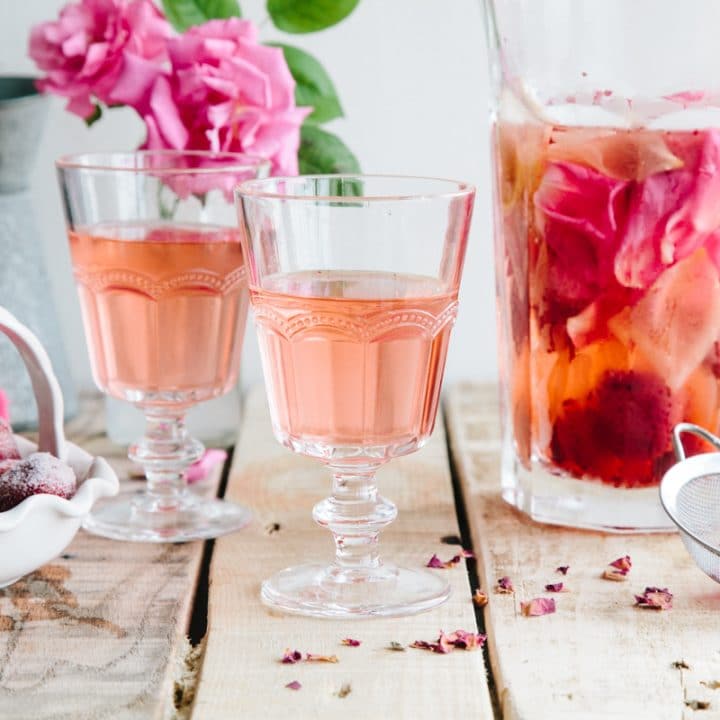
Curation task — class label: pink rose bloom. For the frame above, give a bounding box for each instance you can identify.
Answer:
[29,0,171,119]
[141,18,310,175]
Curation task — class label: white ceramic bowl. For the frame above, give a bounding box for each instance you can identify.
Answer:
[0,306,119,587]
[0,435,118,587]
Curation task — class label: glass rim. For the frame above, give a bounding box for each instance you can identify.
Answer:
[236,174,476,202]
[55,149,270,175]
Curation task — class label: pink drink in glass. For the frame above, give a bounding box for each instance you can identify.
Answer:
[252,270,457,458]
[497,121,720,490]
[69,222,248,406]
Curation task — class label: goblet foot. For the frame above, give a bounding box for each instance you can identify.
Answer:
[82,491,252,542]
[261,562,450,618]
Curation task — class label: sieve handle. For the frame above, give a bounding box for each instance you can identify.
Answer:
[672,423,720,462]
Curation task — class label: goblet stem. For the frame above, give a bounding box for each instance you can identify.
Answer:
[128,408,203,512]
[312,465,397,578]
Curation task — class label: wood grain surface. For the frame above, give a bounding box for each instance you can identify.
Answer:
[446,383,720,720]
[192,386,493,720]
[0,396,214,720]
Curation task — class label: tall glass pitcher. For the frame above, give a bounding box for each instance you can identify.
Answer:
[484,0,720,531]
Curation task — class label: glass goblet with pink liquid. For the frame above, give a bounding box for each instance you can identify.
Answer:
[237,175,475,617]
[57,151,268,542]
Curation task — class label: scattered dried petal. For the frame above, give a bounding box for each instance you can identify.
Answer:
[685,700,711,711]
[556,565,570,575]
[306,653,339,663]
[701,681,720,690]
[387,641,405,652]
[281,649,302,664]
[634,587,673,610]
[544,583,564,593]
[337,683,352,698]
[610,555,632,572]
[411,630,486,654]
[496,576,514,594]
[602,555,632,581]
[410,640,438,652]
[673,660,691,670]
[426,552,468,569]
[426,554,446,569]
[520,598,557,617]
[461,549,475,559]
[285,680,302,691]
[602,568,629,582]
[472,588,489,607]
[341,638,361,647]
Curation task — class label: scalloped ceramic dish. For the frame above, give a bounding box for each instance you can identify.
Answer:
[0,305,119,587]
[0,435,118,587]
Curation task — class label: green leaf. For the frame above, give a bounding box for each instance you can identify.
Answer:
[298,124,360,176]
[84,104,102,127]
[268,44,342,124]
[162,0,241,32]
[267,0,359,34]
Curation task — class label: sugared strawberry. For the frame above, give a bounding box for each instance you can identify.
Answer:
[0,419,20,461]
[0,452,76,512]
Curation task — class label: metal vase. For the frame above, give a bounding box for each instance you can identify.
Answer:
[0,76,77,428]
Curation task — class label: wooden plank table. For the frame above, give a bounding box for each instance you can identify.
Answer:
[1,384,717,718]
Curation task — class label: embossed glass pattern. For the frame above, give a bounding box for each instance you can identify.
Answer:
[237,175,475,617]
[57,151,268,542]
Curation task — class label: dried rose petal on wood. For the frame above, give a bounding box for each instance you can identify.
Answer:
[520,598,557,617]
[610,555,632,572]
[426,551,472,569]
[544,582,564,593]
[341,638,361,647]
[556,565,570,575]
[281,649,302,664]
[635,587,673,610]
[472,588,489,607]
[602,568,629,582]
[602,555,632,581]
[495,576,514,594]
[411,629,486,654]
[306,653,339,663]
[285,680,302,690]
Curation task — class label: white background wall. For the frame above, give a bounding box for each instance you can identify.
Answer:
[0,0,496,392]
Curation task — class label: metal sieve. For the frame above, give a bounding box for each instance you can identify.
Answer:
[660,423,720,584]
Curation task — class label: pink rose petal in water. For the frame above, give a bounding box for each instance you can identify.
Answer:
[615,129,720,290]
[534,161,631,322]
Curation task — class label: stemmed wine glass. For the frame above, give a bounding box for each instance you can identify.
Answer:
[57,150,268,542]
[236,175,475,617]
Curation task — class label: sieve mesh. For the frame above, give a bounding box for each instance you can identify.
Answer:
[674,473,720,583]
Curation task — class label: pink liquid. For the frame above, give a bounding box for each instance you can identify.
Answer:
[251,271,458,454]
[496,121,720,487]
[69,222,248,406]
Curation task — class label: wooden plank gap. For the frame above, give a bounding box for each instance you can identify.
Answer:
[442,398,503,720]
